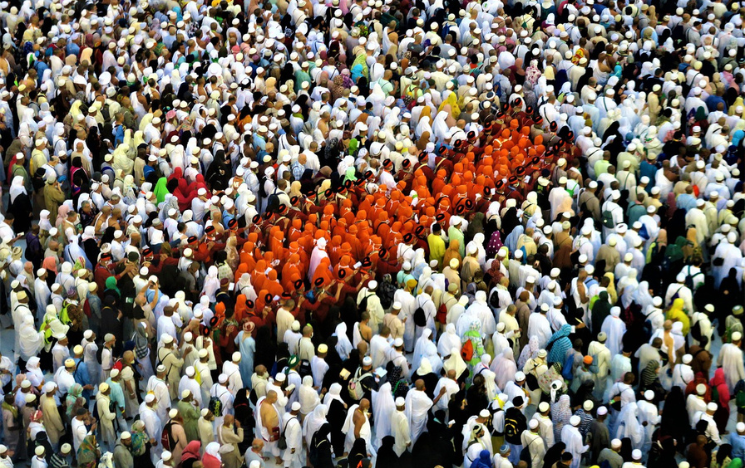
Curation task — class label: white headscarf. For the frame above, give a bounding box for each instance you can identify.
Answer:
[299,375,320,415]
[443,346,467,379]
[323,382,345,407]
[205,442,222,461]
[9,176,27,203]
[438,323,461,357]
[371,382,395,448]
[302,404,328,446]
[334,323,353,359]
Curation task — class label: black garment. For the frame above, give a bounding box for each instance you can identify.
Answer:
[543,442,567,468]
[327,398,347,456]
[253,326,277,371]
[466,384,489,417]
[310,424,336,468]
[99,305,123,344]
[348,437,368,468]
[503,407,527,445]
[660,386,688,441]
[8,193,32,233]
[426,412,458,468]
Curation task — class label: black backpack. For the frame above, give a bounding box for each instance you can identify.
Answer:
[413,296,427,326]
[358,293,374,314]
[378,280,396,309]
[298,359,312,379]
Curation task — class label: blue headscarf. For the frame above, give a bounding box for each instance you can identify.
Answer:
[546,324,573,365]
[472,450,493,468]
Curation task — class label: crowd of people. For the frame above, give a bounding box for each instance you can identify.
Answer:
[2,0,745,466]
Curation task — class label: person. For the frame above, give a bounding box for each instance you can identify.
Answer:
[392,397,412,457]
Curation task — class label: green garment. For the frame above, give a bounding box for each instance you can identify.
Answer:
[448,227,465,258]
[153,177,169,204]
[177,399,201,441]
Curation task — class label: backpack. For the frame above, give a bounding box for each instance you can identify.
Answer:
[685,268,704,290]
[161,421,177,452]
[602,209,615,229]
[413,296,428,327]
[298,360,312,379]
[504,416,519,439]
[736,390,745,409]
[277,417,293,450]
[348,368,372,400]
[358,292,374,315]
[461,339,474,362]
[209,391,225,416]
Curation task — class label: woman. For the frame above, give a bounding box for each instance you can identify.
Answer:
[660,386,689,443]
[371,383,395,449]
[302,404,328,448]
[413,358,439,400]
[299,375,320,417]
[202,442,221,468]
[710,368,731,433]
[615,402,644,450]
[543,441,567,468]
[77,434,100,468]
[310,423,336,468]
[375,435,399,468]
[9,176,32,233]
[234,322,255,387]
[347,437,368,468]
[65,384,85,420]
[545,324,573,366]
[640,360,665,399]
[712,444,733,468]
[180,441,201,468]
[323,383,347,456]
[130,420,155,468]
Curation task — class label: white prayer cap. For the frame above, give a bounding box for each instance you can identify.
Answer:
[632,450,642,461]
[529,419,539,430]
[597,406,608,416]
[697,384,707,396]
[162,452,172,461]
[682,354,692,364]
[583,400,594,411]
[611,439,622,449]
[733,332,743,341]
[291,402,301,411]
[185,366,195,377]
[738,422,745,433]
[163,334,174,344]
[644,390,655,401]
[707,402,718,412]
[275,372,287,382]
[538,402,550,412]
[569,415,581,426]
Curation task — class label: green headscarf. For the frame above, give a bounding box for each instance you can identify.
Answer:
[105,276,120,295]
[153,177,170,204]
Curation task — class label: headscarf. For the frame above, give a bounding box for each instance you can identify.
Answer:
[302,404,328,446]
[181,441,201,464]
[334,323,353,359]
[299,375,320,414]
[443,346,467,379]
[545,324,572,364]
[204,442,222,461]
[65,383,84,418]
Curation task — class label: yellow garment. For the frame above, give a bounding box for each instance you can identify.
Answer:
[603,272,618,304]
[439,92,461,120]
[428,233,446,269]
[666,298,690,335]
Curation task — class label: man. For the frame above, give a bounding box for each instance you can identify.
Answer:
[504,396,528,464]
[406,379,446,445]
[522,419,546,468]
[146,365,171,423]
[256,390,283,465]
[244,439,266,468]
[280,402,302,468]
[561,416,588,468]
[96,383,118,452]
[158,334,187,400]
[139,393,163,464]
[588,406,610,464]
[598,439,624,468]
[310,344,329,388]
[731,422,745,460]
[392,397,412,457]
[40,382,65,448]
[687,435,708,468]
[176,390,200,441]
[342,398,373,457]
[531,402,555,449]
[49,443,72,468]
[0,444,13,468]
[587,333,612,399]
[692,402,721,445]
[198,409,215,451]
[717,331,745,392]
[113,432,134,468]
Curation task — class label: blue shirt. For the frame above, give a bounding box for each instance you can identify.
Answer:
[106,378,125,411]
[731,433,745,460]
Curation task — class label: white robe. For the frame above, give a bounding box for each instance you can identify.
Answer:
[342,405,374,456]
[560,424,588,468]
[600,314,626,357]
[405,389,433,445]
[718,343,745,392]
